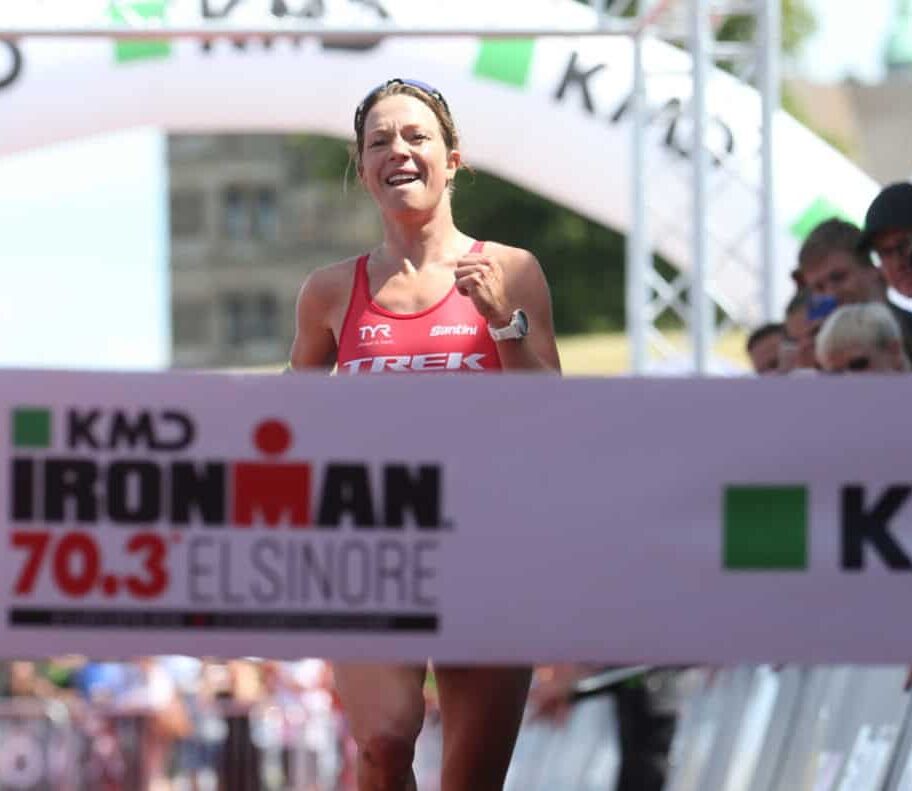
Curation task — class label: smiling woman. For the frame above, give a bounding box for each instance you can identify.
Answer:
[289,77,560,378]
[287,77,560,790]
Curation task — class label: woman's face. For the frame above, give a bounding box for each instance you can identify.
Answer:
[358,94,459,215]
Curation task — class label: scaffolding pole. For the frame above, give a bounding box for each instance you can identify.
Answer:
[759,0,781,322]
[0,24,637,39]
[691,0,712,374]
[627,27,649,374]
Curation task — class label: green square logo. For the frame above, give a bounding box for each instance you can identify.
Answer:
[724,485,807,570]
[789,197,857,241]
[473,39,536,87]
[12,408,51,449]
[109,0,172,63]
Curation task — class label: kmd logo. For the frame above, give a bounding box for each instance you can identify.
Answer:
[723,484,912,572]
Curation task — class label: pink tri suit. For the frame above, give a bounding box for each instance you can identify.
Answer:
[336,241,503,374]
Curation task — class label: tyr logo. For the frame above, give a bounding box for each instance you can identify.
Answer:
[359,324,392,342]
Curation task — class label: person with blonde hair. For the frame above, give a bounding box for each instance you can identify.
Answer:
[815,302,911,373]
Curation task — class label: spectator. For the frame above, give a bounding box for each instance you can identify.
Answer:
[858,182,912,299]
[119,656,190,791]
[796,217,912,357]
[161,656,225,791]
[780,292,827,372]
[796,219,883,302]
[529,665,676,791]
[746,322,785,375]
[815,302,911,373]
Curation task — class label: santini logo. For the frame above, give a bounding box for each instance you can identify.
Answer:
[430,324,478,337]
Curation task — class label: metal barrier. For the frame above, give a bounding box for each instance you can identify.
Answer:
[663,665,912,791]
[8,665,912,790]
[0,699,76,791]
[501,696,620,791]
[0,695,347,791]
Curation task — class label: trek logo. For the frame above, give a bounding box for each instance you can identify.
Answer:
[358,324,392,342]
[723,484,912,572]
[430,324,478,337]
[340,353,487,373]
[9,407,445,529]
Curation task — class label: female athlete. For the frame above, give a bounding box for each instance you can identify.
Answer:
[289,77,561,790]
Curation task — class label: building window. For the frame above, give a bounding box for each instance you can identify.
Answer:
[170,190,205,238]
[221,185,279,241]
[223,292,279,347]
[223,186,250,240]
[254,188,279,240]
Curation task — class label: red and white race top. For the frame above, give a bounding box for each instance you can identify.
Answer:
[336,241,502,374]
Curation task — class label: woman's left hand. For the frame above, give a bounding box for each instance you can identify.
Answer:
[454,251,512,328]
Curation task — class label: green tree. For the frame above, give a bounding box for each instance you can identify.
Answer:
[452,172,626,333]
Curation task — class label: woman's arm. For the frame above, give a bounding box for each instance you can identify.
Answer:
[288,266,342,371]
[455,244,561,373]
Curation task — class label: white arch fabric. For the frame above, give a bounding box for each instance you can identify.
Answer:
[0,0,879,324]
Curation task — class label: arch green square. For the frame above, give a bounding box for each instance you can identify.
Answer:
[473,40,535,87]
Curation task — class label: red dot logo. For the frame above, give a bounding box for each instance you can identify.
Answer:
[254,419,292,456]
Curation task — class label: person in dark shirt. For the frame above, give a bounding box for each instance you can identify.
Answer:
[857,182,912,299]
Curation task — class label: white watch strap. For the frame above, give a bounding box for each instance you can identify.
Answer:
[488,310,523,341]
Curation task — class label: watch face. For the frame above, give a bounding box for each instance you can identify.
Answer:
[515,309,529,336]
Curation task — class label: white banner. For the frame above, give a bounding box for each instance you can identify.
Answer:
[2,370,912,663]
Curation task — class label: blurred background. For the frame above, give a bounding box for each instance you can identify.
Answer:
[3,0,911,375]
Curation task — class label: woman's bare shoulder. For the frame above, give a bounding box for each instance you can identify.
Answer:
[297,255,363,309]
[480,241,541,273]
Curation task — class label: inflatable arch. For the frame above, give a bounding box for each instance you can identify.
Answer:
[0,0,880,326]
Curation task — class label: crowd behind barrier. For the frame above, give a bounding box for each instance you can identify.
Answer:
[746,182,912,377]
[0,657,682,791]
[0,656,349,791]
[8,659,912,790]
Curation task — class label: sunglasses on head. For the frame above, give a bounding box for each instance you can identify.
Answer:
[354,78,450,133]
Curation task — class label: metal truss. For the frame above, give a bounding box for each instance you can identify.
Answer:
[621,0,780,373]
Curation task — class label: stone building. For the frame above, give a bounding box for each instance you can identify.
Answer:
[168,133,380,368]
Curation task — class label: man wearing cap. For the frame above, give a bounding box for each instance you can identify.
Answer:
[858,182,912,298]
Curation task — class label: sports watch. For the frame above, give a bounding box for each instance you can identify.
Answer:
[487,309,530,341]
